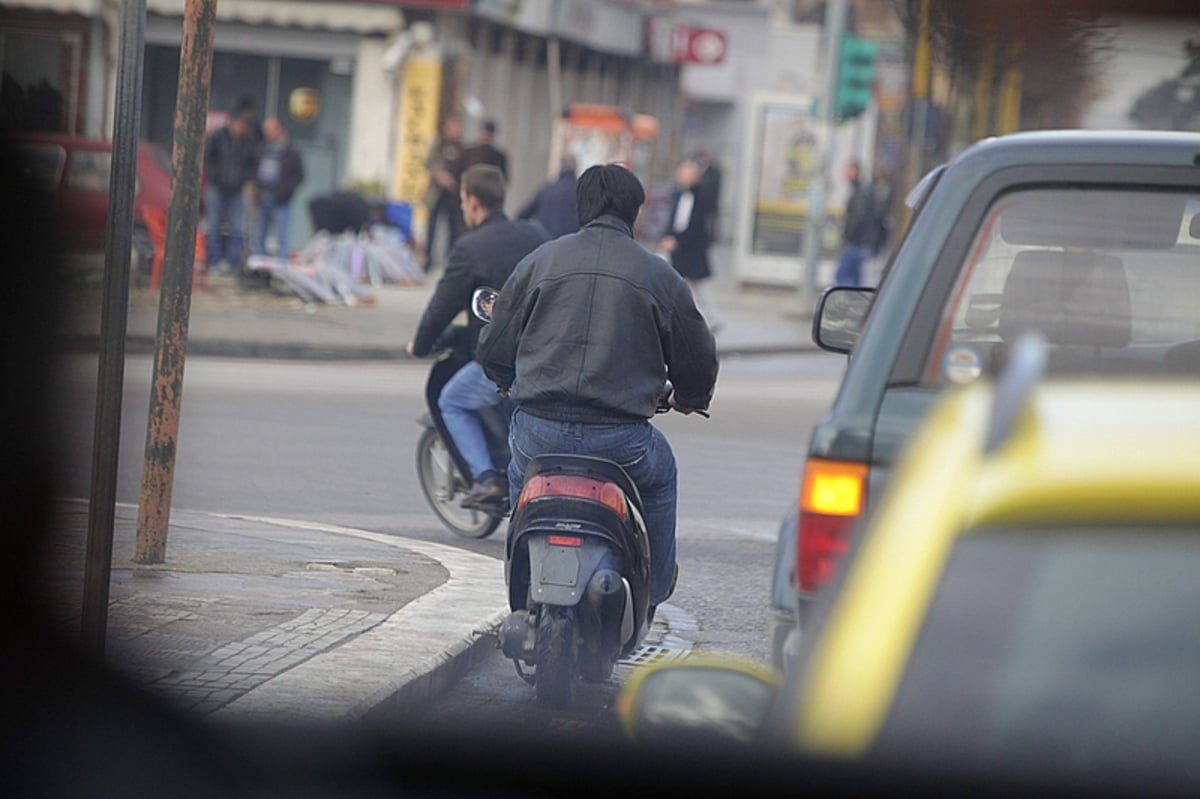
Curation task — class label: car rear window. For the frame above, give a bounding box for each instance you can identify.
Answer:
[873,526,1200,783]
[926,188,1200,384]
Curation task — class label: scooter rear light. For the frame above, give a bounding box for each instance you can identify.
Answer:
[516,474,629,520]
[548,535,583,547]
[796,458,867,593]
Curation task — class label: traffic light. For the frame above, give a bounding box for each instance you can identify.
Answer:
[834,33,879,121]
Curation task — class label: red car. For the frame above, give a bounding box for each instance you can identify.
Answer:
[15,133,173,254]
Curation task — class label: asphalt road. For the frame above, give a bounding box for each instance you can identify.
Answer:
[53,351,845,730]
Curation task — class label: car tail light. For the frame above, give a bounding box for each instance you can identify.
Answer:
[796,458,867,593]
[517,474,628,520]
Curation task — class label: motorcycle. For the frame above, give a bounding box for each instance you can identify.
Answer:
[470,288,703,706]
[415,320,512,539]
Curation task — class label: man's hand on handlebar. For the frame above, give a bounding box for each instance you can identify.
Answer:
[667,390,709,418]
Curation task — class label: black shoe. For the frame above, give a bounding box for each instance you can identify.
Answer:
[461,474,505,510]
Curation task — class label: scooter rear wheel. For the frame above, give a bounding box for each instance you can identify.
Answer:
[415,427,502,539]
[535,605,579,707]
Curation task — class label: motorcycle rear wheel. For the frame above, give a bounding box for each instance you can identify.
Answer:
[535,605,579,707]
[415,427,502,539]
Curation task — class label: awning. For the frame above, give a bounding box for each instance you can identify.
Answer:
[0,0,100,14]
[145,0,404,35]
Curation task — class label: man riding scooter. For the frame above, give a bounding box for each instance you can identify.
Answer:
[476,163,718,615]
[407,164,549,510]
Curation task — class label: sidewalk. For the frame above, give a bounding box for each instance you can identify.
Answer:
[44,500,686,724]
[59,253,825,361]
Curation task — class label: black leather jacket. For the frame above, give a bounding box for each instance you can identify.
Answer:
[411,212,548,358]
[477,214,718,423]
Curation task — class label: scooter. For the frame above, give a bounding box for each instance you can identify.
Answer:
[470,288,699,706]
[415,323,512,539]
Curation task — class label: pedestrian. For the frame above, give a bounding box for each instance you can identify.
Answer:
[834,160,877,287]
[407,164,549,508]
[691,145,723,243]
[460,119,508,179]
[252,117,305,263]
[659,159,724,334]
[423,114,466,273]
[477,163,719,620]
[515,154,578,239]
[203,105,260,277]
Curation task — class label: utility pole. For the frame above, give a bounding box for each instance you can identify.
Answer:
[801,0,847,306]
[134,0,218,564]
[81,0,146,660]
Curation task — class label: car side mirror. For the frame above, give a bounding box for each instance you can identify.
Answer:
[615,653,781,746]
[471,286,499,323]
[813,286,875,354]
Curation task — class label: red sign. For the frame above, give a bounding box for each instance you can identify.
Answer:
[671,25,727,66]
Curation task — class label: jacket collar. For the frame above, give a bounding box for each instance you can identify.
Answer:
[476,210,508,229]
[584,214,633,237]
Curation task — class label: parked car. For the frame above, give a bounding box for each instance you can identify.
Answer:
[624,343,1200,793]
[15,133,172,271]
[769,130,1200,669]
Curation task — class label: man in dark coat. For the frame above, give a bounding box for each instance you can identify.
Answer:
[460,119,508,179]
[407,165,549,508]
[203,107,259,274]
[423,115,467,272]
[478,164,718,613]
[835,160,877,286]
[252,117,305,262]
[659,159,723,333]
[516,154,578,239]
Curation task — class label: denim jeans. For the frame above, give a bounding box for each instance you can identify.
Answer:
[205,186,246,269]
[507,409,679,605]
[254,191,293,260]
[439,361,506,481]
[835,244,872,287]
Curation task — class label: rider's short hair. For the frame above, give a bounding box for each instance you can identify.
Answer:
[461,164,505,211]
[576,163,645,228]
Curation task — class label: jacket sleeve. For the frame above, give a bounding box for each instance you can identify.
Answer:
[662,274,718,411]
[476,258,534,391]
[410,241,475,357]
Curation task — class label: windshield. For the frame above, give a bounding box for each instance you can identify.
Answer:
[927,188,1200,385]
[874,527,1200,784]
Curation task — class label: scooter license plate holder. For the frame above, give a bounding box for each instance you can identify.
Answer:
[540,546,580,587]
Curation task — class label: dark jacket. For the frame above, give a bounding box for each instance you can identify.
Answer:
[663,187,712,280]
[842,179,877,248]
[461,142,508,179]
[204,126,259,197]
[477,214,718,423]
[411,212,549,358]
[516,170,578,239]
[255,141,305,203]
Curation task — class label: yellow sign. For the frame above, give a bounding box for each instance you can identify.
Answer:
[289,88,320,123]
[393,55,442,228]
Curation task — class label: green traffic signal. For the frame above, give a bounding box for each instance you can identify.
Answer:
[834,33,878,121]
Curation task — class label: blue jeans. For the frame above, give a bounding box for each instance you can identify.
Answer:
[439,361,506,481]
[205,186,247,269]
[507,409,679,605]
[255,191,293,260]
[835,244,872,286]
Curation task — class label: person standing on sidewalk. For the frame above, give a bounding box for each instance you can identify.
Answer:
[407,165,549,508]
[516,154,578,239]
[460,119,508,179]
[477,163,719,614]
[252,117,305,263]
[834,160,877,287]
[422,114,466,273]
[659,159,724,334]
[204,106,259,276]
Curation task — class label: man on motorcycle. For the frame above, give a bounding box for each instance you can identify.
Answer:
[407,164,549,509]
[476,163,718,611]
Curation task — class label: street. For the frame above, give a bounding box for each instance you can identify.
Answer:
[54,351,843,728]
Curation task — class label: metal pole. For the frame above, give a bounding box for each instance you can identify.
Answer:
[81,0,146,660]
[801,0,846,305]
[134,0,217,564]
